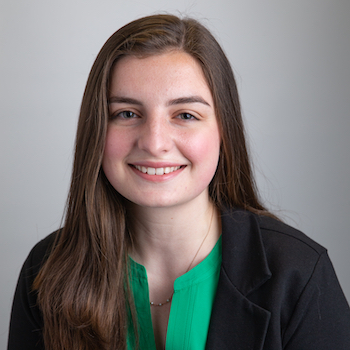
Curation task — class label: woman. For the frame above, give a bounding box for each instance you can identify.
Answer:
[8,14,350,350]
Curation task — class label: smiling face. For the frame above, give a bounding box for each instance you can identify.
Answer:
[102,51,221,210]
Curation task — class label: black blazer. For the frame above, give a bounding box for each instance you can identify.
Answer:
[8,209,350,349]
[206,209,350,349]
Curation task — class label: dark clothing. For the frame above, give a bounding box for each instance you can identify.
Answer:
[8,208,350,349]
[206,209,350,349]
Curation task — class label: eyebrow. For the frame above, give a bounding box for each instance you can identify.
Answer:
[108,95,211,107]
[108,96,142,105]
[167,96,211,107]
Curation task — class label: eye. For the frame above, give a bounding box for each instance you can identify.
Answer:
[109,110,140,122]
[118,111,137,119]
[178,113,197,120]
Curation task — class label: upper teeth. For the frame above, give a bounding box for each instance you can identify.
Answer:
[134,165,181,175]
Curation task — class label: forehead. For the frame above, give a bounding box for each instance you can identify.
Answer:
[109,51,213,102]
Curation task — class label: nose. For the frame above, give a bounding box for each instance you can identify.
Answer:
[137,115,173,156]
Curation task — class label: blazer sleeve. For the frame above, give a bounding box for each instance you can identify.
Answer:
[7,237,52,350]
[282,251,350,349]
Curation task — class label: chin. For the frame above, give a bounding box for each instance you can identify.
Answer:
[127,197,181,209]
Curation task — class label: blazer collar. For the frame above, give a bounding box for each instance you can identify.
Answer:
[206,208,272,350]
[220,208,272,296]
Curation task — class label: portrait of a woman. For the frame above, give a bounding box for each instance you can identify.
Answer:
[7,14,350,350]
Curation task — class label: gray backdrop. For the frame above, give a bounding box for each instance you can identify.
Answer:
[1,0,349,347]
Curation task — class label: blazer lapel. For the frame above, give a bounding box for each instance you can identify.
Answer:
[206,209,272,350]
[206,269,271,350]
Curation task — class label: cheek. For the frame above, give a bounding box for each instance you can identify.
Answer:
[102,130,132,177]
[184,128,221,178]
[103,130,131,160]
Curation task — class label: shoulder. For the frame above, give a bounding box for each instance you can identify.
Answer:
[223,207,326,262]
[14,230,61,313]
[256,214,331,295]
[24,230,61,276]
[8,230,61,348]
[257,214,327,269]
[254,214,350,347]
[220,208,330,294]
[258,214,325,254]
[219,208,350,347]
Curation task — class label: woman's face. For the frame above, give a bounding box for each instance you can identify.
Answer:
[102,51,221,209]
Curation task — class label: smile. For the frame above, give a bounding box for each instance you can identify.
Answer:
[133,165,182,175]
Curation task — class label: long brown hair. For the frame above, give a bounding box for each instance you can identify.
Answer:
[34,14,269,350]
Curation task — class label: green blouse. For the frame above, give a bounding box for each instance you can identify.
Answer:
[127,236,222,350]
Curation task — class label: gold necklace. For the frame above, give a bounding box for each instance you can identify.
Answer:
[150,207,215,307]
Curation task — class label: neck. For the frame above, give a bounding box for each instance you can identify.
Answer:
[127,195,221,279]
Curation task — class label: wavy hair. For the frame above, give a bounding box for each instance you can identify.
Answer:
[34,14,269,349]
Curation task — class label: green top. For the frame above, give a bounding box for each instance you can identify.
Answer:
[127,236,222,350]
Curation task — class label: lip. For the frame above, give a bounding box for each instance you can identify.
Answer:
[129,163,186,182]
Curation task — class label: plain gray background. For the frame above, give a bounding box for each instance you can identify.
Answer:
[1,0,349,347]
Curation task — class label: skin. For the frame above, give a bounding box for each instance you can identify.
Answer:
[103,51,222,349]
